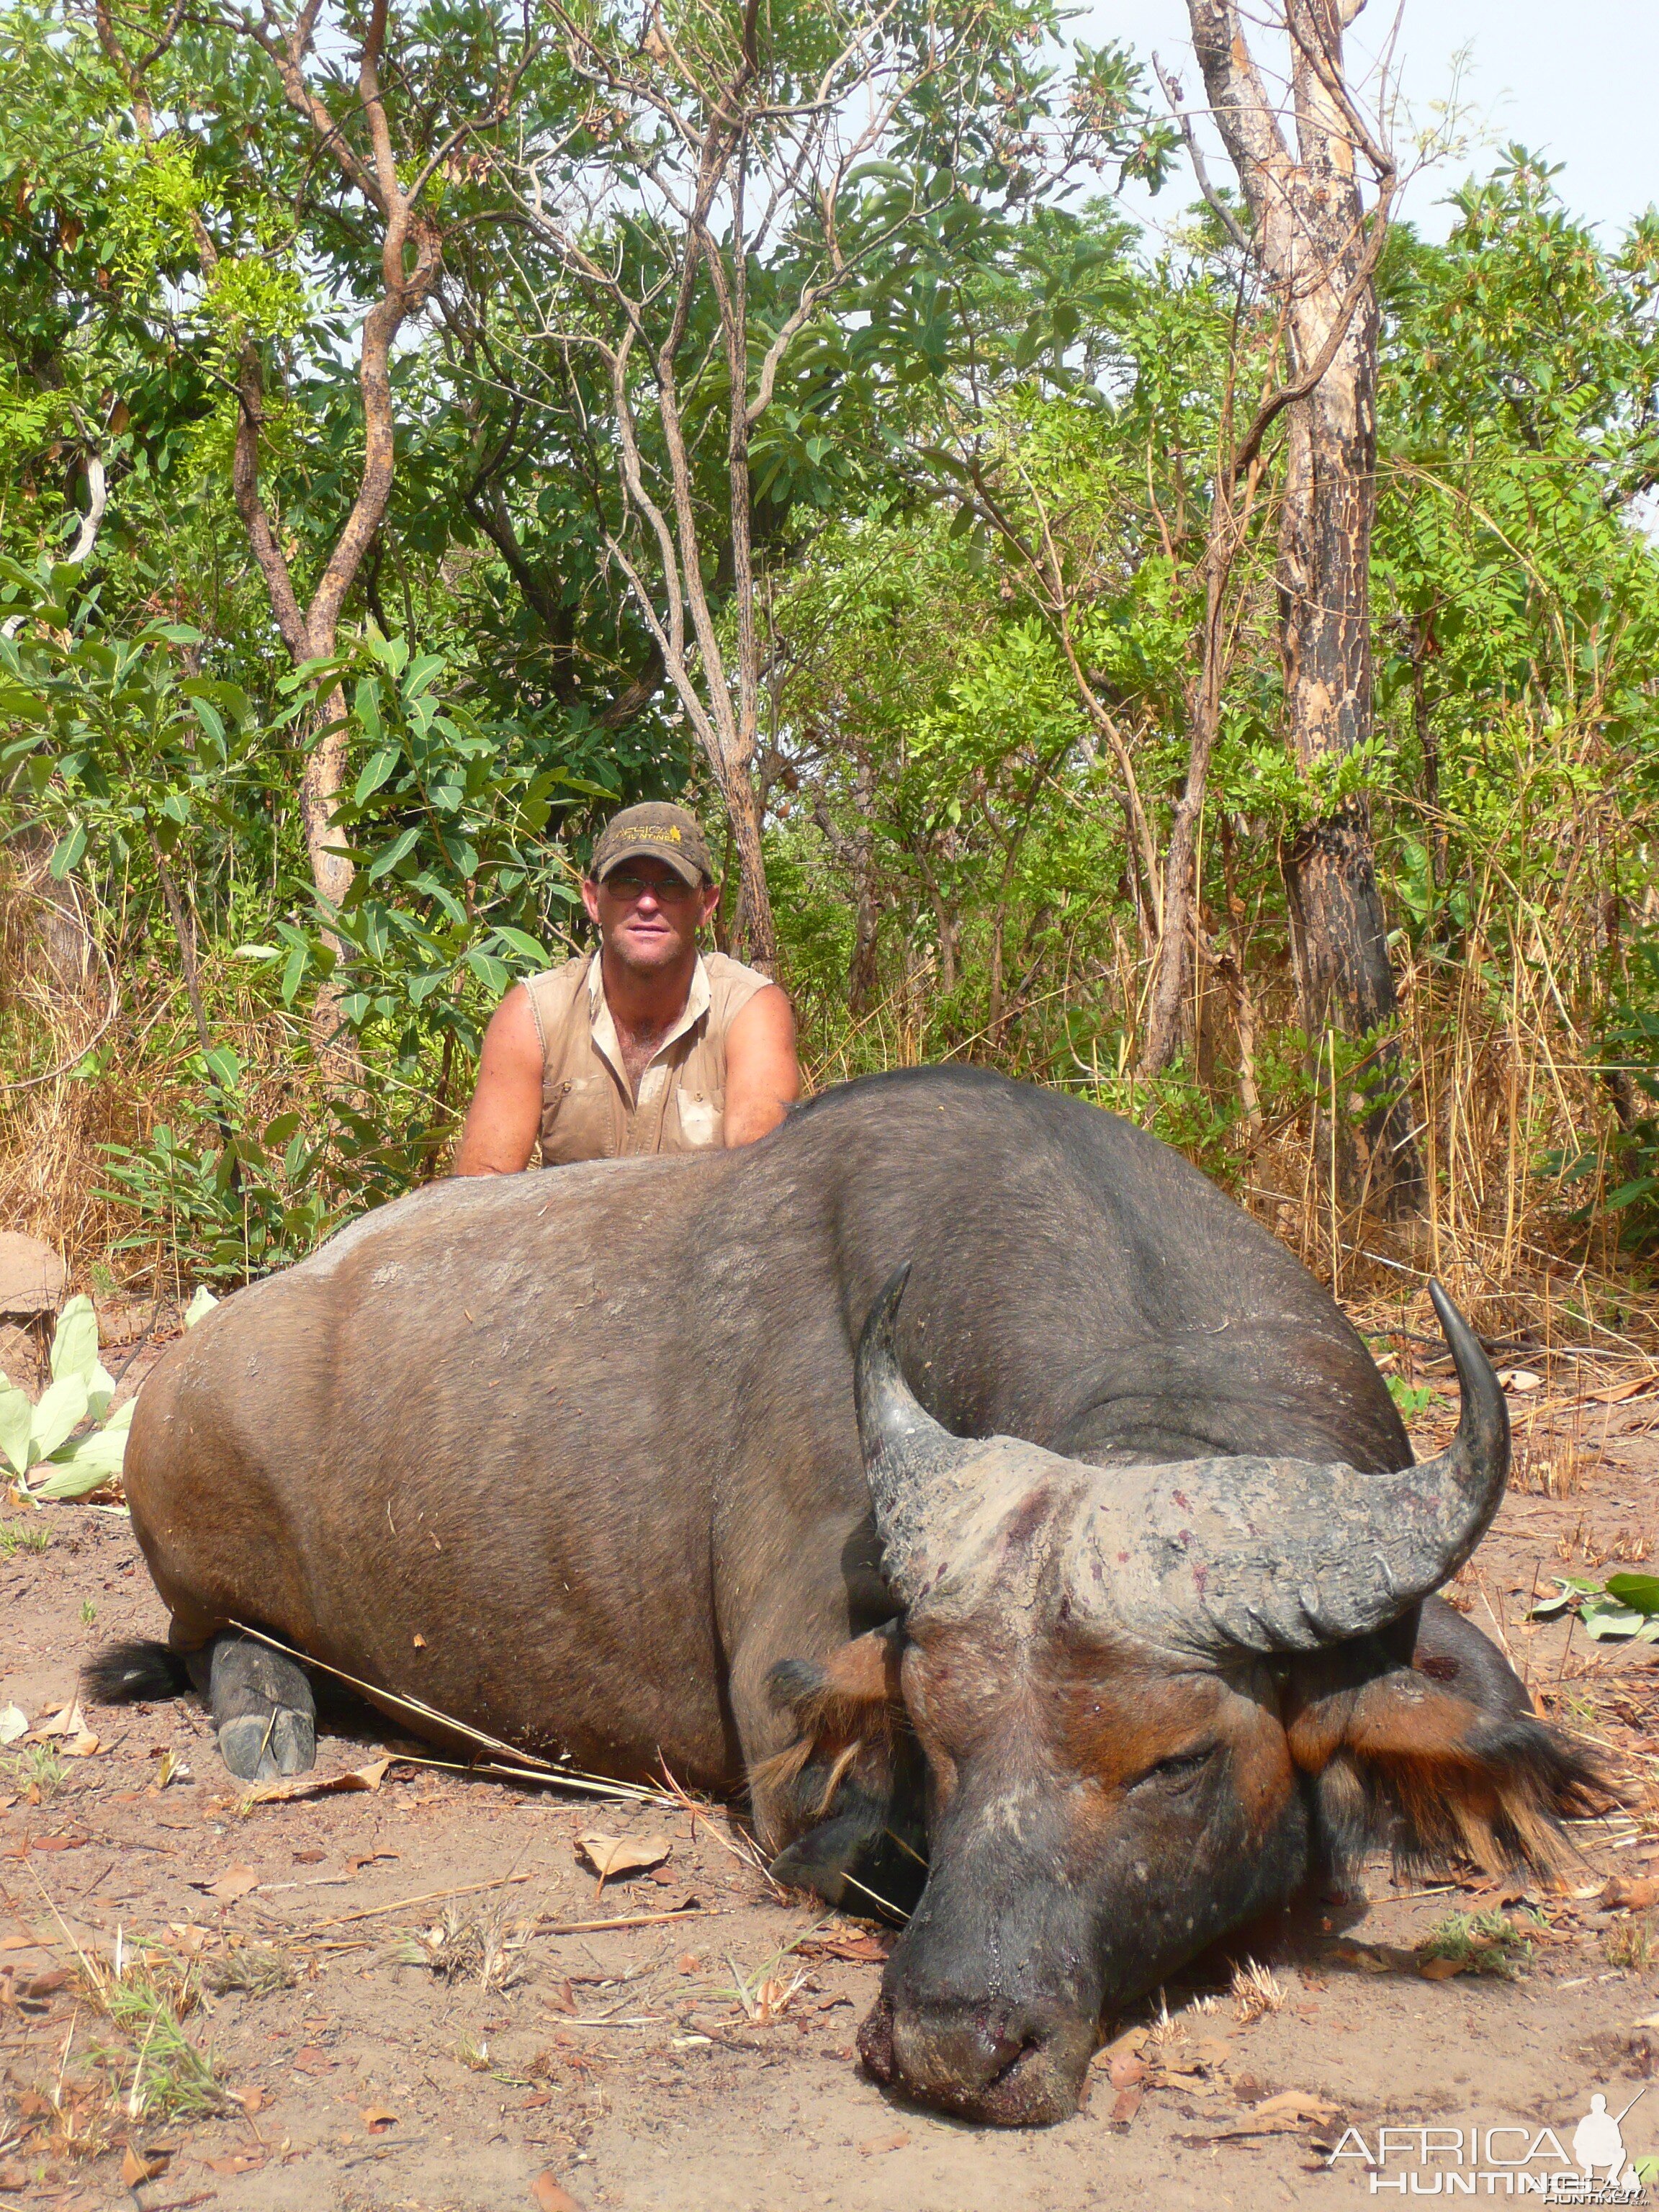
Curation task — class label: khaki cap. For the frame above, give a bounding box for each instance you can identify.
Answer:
[588,801,716,888]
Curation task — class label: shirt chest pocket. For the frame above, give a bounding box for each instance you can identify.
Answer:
[541,1074,616,1163]
[675,1089,723,1148]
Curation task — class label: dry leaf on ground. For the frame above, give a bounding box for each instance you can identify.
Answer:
[34,1699,88,1740]
[796,1931,891,1964]
[197,1864,260,1902]
[857,2131,912,2157]
[575,1830,671,1882]
[120,2145,168,2185]
[1253,2092,1341,2123]
[243,1755,392,1805]
[361,2105,398,2132]
[531,2173,588,2212]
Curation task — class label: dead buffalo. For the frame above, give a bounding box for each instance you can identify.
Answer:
[89,1065,1597,2126]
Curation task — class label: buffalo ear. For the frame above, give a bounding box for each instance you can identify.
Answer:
[1287,1655,1607,1881]
[750,1624,925,1915]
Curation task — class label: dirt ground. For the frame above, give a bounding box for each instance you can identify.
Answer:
[5,1307,1659,2212]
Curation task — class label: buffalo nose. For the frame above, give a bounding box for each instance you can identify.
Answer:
[858,1992,1094,2126]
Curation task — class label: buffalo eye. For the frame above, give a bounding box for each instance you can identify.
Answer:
[1130,1743,1218,1794]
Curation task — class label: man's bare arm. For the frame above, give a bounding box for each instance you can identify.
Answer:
[452,984,544,1175]
[723,984,801,1146]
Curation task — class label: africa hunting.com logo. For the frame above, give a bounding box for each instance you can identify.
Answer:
[1328,2089,1655,2198]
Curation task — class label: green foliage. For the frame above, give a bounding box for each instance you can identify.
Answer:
[0,1519,52,1557]
[1532,1573,1659,1642]
[0,1295,134,1498]
[1419,1908,1538,1977]
[1,0,1656,1306]
[1385,1376,1434,1422]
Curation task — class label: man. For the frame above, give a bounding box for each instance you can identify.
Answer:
[454,801,799,1173]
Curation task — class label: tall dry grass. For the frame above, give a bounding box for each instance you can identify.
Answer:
[2,834,1651,1357]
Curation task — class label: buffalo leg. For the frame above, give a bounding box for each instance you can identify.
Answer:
[203,1634,316,1781]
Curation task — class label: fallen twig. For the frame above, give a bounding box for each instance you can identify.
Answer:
[534,1907,711,1936]
[302,1871,542,1930]
[228,1622,661,1801]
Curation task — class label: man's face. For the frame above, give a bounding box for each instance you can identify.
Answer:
[582,857,719,975]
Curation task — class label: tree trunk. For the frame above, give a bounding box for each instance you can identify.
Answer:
[1274,10,1420,1214]
[813,765,881,1015]
[1184,0,1422,1214]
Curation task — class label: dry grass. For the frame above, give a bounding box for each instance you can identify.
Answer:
[397,1905,529,1994]
[1230,1959,1285,2023]
[1605,1916,1658,1973]
[5,811,1656,1355]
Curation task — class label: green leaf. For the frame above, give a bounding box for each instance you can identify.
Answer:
[354,745,401,804]
[49,823,87,878]
[367,825,421,882]
[1602,1573,1659,1615]
[30,1370,89,1459]
[1577,1590,1659,1640]
[0,1381,35,1475]
[280,938,308,1005]
[50,1294,101,1387]
[184,1286,219,1328]
[491,927,549,964]
[33,1419,129,1496]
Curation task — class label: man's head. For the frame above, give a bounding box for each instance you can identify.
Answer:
[582,802,720,976]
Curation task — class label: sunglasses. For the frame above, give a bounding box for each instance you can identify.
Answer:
[601,868,703,903]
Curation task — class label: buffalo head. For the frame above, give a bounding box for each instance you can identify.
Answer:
[757,1271,1600,2127]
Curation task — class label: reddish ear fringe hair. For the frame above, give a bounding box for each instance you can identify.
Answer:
[1313,1708,1612,1881]
[750,1641,909,1842]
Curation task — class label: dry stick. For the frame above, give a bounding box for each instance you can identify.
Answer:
[363,1746,671,1806]
[304,1870,541,1930]
[534,1908,709,1937]
[228,1619,662,1802]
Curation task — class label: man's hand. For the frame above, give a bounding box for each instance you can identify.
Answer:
[452,984,543,1175]
[724,984,800,1146]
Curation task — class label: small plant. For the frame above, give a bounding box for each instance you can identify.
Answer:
[1606,1917,1657,1973]
[453,2032,491,2072]
[0,1519,51,1557]
[78,1948,237,2121]
[1533,1573,1659,1643]
[1231,1958,1285,2023]
[1386,1375,1434,1421]
[80,1599,96,1627]
[205,1943,297,1998]
[0,1295,135,1501]
[400,1906,526,1992]
[1419,1909,1537,1978]
[7,1743,66,1801]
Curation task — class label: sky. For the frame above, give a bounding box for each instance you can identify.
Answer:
[1078,0,1658,245]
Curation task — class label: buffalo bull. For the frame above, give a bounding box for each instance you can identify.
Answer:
[89,1066,1598,2126]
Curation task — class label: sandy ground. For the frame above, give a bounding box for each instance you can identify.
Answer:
[4,1310,1659,2212]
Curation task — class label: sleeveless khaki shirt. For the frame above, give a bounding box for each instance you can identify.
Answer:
[523,950,772,1164]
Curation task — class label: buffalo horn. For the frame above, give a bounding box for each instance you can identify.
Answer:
[855,1267,974,1602]
[1104,1282,1511,1655]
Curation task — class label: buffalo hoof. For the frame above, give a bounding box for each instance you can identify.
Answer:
[217,1707,316,1783]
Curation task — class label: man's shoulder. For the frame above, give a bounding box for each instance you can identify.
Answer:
[521,956,593,1034]
[703,951,777,1005]
[702,952,778,1028]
